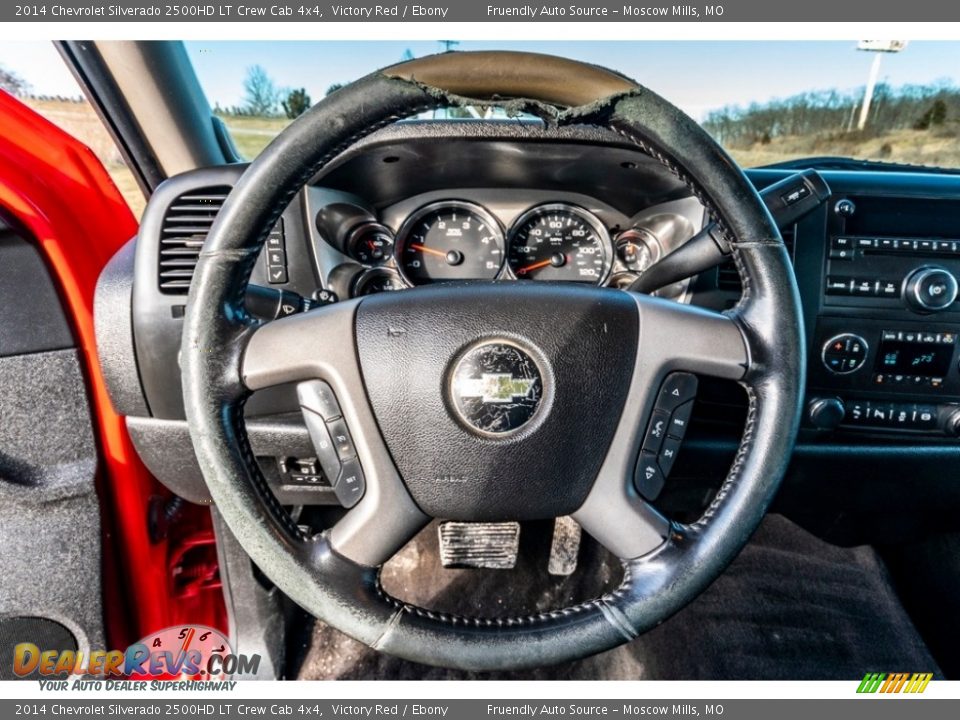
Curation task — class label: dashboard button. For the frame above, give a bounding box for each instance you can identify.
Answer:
[301,410,342,482]
[326,418,356,460]
[668,401,694,438]
[914,405,938,428]
[656,373,698,412]
[658,436,682,476]
[634,451,665,501]
[333,457,366,508]
[825,277,852,295]
[267,265,288,284]
[878,281,899,297]
[642,410,670,454]
[297,380,342,421]
[852,279,878,296]
[868,403,894,425]
[847,401,866,423]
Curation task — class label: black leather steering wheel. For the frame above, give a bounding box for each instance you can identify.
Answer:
[181,51,805,671]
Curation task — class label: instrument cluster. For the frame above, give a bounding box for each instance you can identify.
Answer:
[322,199,665,297]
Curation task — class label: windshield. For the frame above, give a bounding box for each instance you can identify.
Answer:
[185,40,960,170]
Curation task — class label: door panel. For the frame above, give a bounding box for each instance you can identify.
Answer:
[0,89,225,651]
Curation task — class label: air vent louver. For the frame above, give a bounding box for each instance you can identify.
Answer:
[717,225,796,293]
[158,186,231,294]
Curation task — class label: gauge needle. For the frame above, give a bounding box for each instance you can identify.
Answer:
[516,258,554,275]
[409,243,448,258]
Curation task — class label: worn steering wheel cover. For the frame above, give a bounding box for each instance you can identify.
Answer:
[180,54,805,670]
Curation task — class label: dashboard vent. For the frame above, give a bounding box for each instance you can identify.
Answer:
[717,224,796,293]
[158,186,231,294]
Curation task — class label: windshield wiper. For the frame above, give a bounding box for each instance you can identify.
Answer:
[758,156,960,176]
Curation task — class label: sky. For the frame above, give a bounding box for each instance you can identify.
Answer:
[2,40,960,119]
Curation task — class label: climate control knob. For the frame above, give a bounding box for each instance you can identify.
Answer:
[944,407,960,437]
[904,266,958,313]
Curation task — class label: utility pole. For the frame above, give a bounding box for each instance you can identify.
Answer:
[440,40,460,53]
[856,40,907,131]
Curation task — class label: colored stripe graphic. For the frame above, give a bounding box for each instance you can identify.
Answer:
[857,672,932,693]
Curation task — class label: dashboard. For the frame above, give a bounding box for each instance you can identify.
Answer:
[94,120,960,546]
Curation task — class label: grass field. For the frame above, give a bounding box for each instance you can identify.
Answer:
[18,97,960,224]
[218,114,291,158]
[23,98,146,219]
[726,126,960,170]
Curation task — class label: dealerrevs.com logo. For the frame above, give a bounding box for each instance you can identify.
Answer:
[857,672,934,694]
[14,625,259,690]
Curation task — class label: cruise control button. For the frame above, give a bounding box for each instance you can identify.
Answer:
[668,401,694,438]
[634,451,665,501]
[657,373,698,413]
[658,436,682,476]
[326,418,356,460]
[642,410,670,454]
[301,410,342,481]
[333,457,366,508]
[297,380,342,421]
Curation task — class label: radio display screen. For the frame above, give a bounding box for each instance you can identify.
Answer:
[876,341,953,376]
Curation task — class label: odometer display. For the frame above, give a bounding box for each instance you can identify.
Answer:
[396,201,504,285]
[507,204,611,284]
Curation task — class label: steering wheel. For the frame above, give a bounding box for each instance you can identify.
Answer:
[181,51,805,671]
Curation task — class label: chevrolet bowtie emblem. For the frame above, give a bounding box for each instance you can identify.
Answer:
[449,341,544,436]
[455,373,537,403]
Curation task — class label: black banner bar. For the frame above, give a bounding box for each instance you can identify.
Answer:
[5,0,960,22]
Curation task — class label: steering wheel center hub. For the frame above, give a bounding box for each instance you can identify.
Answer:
[354,283,638,521]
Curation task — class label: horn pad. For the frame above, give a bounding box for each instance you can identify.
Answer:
[355,283,638,520]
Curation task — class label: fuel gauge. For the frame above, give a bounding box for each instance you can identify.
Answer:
[345,222,395,266]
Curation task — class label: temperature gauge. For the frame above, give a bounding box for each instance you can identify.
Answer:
[615,228,660,273]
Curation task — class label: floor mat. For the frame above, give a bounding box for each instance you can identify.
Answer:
[292,514,939,680]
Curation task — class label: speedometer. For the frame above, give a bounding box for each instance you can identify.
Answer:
[396,201,505,285]
[507,204,611,284]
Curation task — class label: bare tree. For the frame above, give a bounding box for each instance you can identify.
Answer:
[0,66,29,96]
[242,65,280,116]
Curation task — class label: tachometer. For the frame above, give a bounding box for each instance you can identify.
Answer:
[507,204,611,284]
[396,201,504,285]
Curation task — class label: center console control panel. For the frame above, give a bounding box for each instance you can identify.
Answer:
[808,194,960,438]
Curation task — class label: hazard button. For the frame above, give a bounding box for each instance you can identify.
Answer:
[656,372,698,413]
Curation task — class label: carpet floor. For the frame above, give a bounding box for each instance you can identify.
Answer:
[291,514,939,680]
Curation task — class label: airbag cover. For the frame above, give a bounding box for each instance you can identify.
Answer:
[355,282,637,520]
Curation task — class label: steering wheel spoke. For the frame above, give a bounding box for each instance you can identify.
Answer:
[573,295,749,560]
[242,302,430,567]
